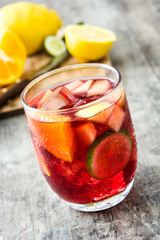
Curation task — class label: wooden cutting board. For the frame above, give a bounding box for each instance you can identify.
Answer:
[0,52,111,118]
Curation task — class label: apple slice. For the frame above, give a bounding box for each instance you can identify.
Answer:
[87,80,111,97]
[75,101,112,119]
[27,111,71,123]
[75,122,97,147]
[72,80,93,95]
[107,104,125,132]
[65,80,83,91]
[37,89,55,109]
[90,104,114,124]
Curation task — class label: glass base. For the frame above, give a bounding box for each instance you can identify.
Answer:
[65,179,134,212]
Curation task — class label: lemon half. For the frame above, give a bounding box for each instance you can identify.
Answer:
[65,24,116,62]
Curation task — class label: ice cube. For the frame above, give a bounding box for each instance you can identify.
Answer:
[60,86,78,103]
[73,99,85,108]
[44,86,81,111]
[87,80,111,97]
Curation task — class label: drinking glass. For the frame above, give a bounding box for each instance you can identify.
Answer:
[21,64,137,212]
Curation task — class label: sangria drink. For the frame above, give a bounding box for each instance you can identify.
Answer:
[21,64,137,212]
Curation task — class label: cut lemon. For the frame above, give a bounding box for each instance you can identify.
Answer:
[44,36,67,57]
[65,24,116,62]
[0,28,26,86]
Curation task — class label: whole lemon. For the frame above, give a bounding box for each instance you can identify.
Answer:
[0,2,62,55]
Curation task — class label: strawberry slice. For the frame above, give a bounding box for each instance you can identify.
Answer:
[75,122,97,147]
[87,80,111,97]
[27,114,77,162]
[107,104,125,132]
[65,80,83,91]
[72,80,93,95]
[71,156,86,173]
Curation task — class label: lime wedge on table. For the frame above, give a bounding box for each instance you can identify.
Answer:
[44,36,67,56]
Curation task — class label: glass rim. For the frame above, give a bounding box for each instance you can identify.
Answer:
[21,63,122,114]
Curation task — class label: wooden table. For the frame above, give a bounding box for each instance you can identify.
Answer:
[0,0,160,239]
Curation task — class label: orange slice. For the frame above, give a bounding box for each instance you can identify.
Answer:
[27,114,77,162]
[0,28,26,86]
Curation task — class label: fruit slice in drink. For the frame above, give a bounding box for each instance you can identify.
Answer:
[75,101,111,119]
[38,87,77,110]
[89,103,114,125]
[86,130,132,180]
[37,89,56,109]
[34,146,51,177]
[72,79,93,95]
[27,113,77,162]
[107,104,125,132]
[87,80,111,97]
[75,122,97,147]
[66,80,83,91]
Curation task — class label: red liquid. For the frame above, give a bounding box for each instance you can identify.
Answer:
[27,78,137,204]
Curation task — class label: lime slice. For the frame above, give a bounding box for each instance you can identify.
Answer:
[86,129,132,180]
[44,36,67,56]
